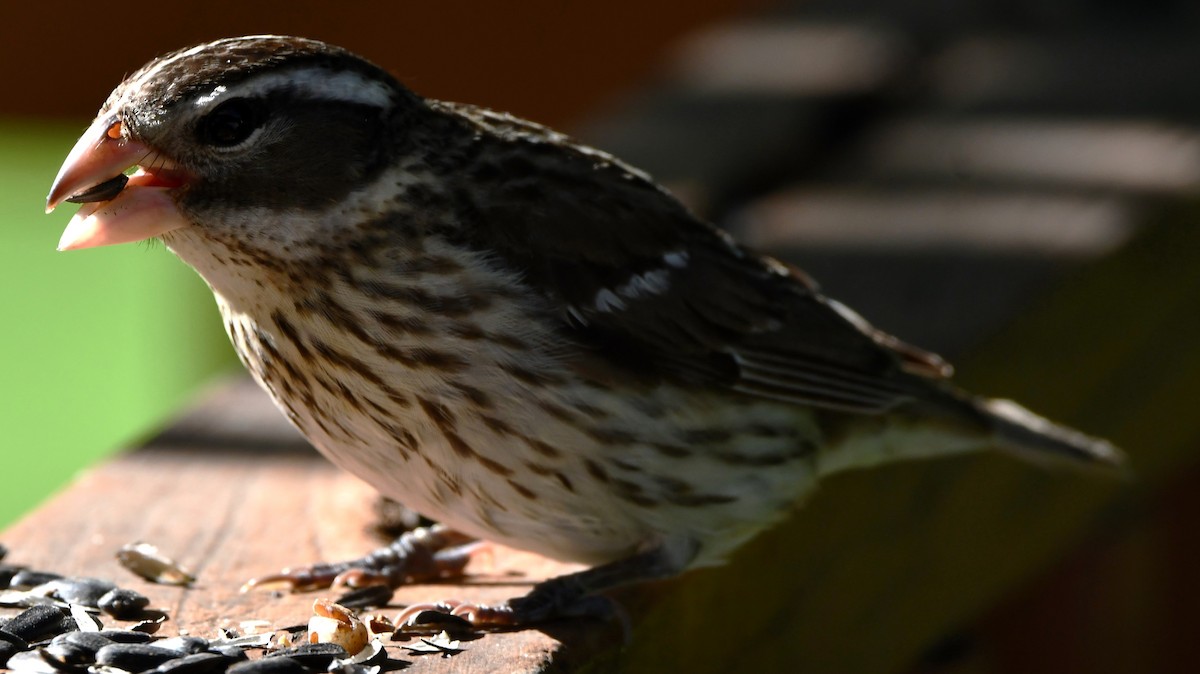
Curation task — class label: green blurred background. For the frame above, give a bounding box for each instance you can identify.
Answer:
[0,120,237,527]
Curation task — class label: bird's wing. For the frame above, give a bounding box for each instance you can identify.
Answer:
[442,102,951,414]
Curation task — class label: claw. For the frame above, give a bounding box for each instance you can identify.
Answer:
[396,600,514,630]
[450,601,518,627]
[242,525,483,593]
[396,601,465,628]
[241,564,343,593]
[392,592,617,631]
[331,568,393,589]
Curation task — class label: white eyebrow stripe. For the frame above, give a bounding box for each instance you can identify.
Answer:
[208,69,395,108]
[195,85,227,107]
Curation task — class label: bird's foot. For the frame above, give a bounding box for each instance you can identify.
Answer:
[241,524,481,592]
[391,541,687,632]
[394,577,618,630]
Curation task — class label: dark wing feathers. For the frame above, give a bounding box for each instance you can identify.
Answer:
[733,347,914,411]
[443,102,950,414]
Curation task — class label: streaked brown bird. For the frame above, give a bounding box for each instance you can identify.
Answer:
[46,35,1119,625]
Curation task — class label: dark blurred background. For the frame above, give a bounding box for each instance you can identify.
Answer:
[4,1,1200,672]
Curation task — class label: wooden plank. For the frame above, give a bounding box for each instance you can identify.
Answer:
[0,379,614,673]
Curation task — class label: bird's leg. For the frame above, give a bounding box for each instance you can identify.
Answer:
[243,524,481,592]
[397,542,692,628]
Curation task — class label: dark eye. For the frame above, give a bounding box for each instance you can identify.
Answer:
[196,98,265,147]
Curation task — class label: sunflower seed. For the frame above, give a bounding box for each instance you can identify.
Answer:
[3,649,57,674]
[65,174,129,204]
[95,630,155,644]
[227,656,308,674]
[335,639,384,667]
[207,645,248,661]
[68,603,102,632]
[0,564,24,588]
[0,628,30,649]
[0,640,23,667]
[40,578,117,607]
[57,630,115,653]
[5,605,71,641]
[43,638,100,669]
[99,589,150,620]
[153,636,210,656]
[94,643,182,672]
[10,571,63,590]
[129,612,168,634]
[152,652,235,674]
[264,642,347,669]
[116,543,194,586]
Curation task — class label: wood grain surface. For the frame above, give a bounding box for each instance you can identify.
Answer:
[0,379,616,672]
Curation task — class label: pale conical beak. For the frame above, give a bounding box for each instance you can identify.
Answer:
[47,115,190,251]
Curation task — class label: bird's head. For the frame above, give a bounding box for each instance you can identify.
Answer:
[46,35,418,253]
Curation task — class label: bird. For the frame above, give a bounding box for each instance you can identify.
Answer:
[46,35,1120,626]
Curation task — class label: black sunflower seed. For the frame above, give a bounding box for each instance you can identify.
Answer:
[153,652,236,674]
[154,636,210,656]
[65,174,129,204]
[263,642,347,669]
[227,656,308,674]
[94,643,182,672]
[57,631,114,655]
[0,564,24,588]
[0,628,29,650]
[98,588,150,619]
[5,605,70,642]
[42,639,99,669]
[45,577,117,607]
[95,629,155,644]
[0,640,22,667]
[10,571,63,589]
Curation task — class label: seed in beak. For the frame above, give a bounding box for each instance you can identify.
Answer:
[65,174,130,204]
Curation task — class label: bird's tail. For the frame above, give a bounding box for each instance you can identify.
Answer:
[813,389,1123,478]
[976,397,1124,466]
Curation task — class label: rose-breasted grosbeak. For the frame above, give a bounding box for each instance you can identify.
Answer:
[46,36,1119,625]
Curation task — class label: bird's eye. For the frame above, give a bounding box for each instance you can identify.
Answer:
[196,98,265,147]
